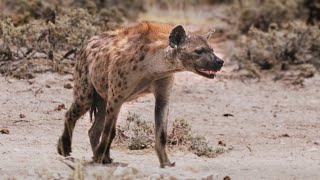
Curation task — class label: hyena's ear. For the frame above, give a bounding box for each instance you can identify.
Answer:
[202,29,215,40]
[169,25,186,48]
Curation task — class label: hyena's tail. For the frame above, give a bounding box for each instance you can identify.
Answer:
[89,88,106,123]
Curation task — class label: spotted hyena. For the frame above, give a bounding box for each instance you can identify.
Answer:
[57,21,224,168]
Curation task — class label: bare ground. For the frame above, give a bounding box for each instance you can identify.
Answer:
[1,54,320,179]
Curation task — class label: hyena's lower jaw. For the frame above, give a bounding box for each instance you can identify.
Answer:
[194,66,218,79]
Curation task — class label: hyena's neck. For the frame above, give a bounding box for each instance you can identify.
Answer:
[146,47,185,78]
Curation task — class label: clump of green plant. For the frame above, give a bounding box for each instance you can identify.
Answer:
[231,21,320,82]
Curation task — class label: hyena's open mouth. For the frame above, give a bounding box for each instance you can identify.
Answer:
[195,66,219,79]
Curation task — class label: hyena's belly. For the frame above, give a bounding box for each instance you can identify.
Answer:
[125,88,152,102]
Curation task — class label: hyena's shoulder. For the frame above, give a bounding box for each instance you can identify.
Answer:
[119,21,173,41]
[78,21,174,66]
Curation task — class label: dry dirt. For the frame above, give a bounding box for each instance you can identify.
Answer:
[1,47,320,179]
[1,6,320,178]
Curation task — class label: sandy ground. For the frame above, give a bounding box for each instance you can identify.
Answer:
[1,7,320,178]
[1,56,320,180]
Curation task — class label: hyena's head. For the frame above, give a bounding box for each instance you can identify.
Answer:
[169,25,224,79]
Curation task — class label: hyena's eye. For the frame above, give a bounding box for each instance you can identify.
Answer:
[195,48,204,55]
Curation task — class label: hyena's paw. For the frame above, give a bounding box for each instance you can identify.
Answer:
[93,154,113,164]
[57,137,71,156]
[160,161,175,168]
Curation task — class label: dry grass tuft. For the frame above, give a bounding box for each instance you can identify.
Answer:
[73,160,85,180]
[168,118,226,158]
[115,112,154,150]
[115,113,229,158]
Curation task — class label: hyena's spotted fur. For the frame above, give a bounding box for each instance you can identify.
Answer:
[57,21,224,168]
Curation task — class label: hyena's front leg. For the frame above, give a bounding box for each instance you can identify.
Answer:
[93,96,122,164]
[152,76,175,168]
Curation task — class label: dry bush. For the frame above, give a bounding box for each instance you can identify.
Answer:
[206,0,234,4]
[167,118,192,146]
[146,0,233,10]
[1,0,59,25]
[0,0,145,78]
[228,0,320,82]
[303,0,320,26]
[115,112,154,150]
[231,21,320,81]
[224,0,319,36]
[116,113,228,158]
[168,118,226,158]
[189,135,224,158]
[0,9,99,78]
[232,0,306,33]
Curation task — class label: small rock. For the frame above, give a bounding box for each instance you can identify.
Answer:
[28,80,34,85]
[223,113,234,117]
[0,129,9,134]
[45,84,51,88]
[19,114,26,118]
[64,83,73,89]
[223,176,231,180]
[54,104,65,111]
[218,140,226,146]
[279,134,290,137]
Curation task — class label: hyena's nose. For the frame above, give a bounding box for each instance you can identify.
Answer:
[216,57,224,66]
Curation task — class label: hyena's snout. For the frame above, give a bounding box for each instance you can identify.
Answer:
[194,54,224,79]
[212,54,224,70]
[201,54,224,71]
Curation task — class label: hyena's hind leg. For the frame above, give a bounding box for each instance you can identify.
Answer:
[88,89,107,152]
[57,100,91,156]
[57,65,93,156]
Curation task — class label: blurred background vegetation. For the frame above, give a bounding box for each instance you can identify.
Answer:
[0,0,319,83]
